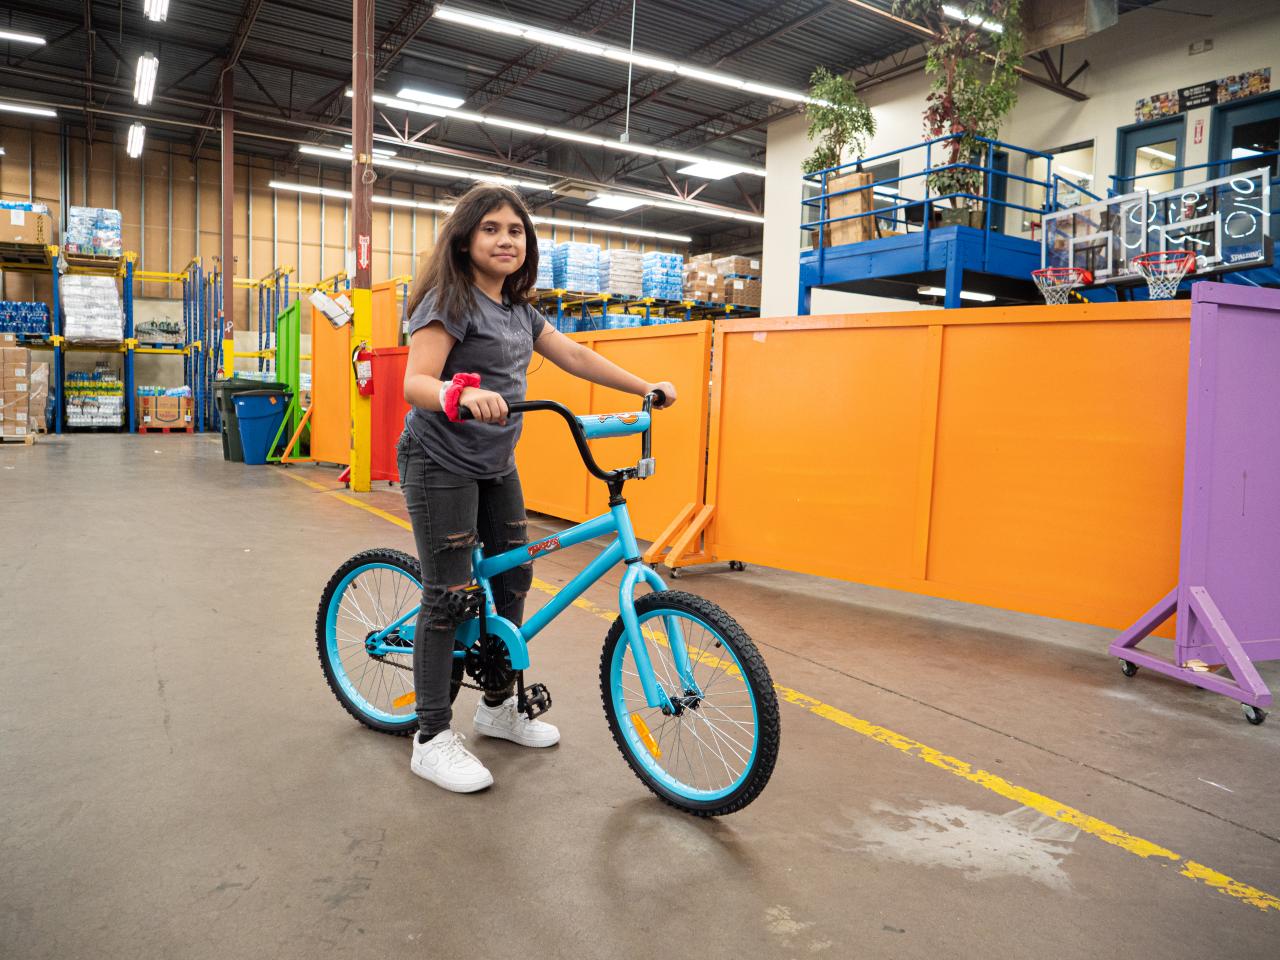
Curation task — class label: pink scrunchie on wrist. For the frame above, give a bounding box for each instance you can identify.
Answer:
[443,372,482,422]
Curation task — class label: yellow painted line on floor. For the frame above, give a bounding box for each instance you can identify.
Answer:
[286,467,1280,916]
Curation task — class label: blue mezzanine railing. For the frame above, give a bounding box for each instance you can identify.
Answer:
[801,134,1062,267]
[1108,148,1280,195]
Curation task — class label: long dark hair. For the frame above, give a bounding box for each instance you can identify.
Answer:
[407,184,539,323]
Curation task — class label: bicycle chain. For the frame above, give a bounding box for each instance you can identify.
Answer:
[369,652,485,691]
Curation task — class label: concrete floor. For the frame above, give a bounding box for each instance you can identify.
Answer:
[2,434,1278,959]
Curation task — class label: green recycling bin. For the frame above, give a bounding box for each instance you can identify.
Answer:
[213,378,289,462]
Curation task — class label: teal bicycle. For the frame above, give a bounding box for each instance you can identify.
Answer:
[316,392,779,816]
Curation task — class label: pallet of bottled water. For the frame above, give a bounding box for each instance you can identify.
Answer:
[641,252,684,300]
[552,242,601,293]
[60,274,124,342]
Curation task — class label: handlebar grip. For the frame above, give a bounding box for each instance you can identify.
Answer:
[649,388,667,407]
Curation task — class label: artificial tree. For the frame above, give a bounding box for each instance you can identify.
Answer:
[802,67,876,176]
[893,0,1024,226]
[803,67,877,244]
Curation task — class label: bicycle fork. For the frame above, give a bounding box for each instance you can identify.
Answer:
[618,562,701,715]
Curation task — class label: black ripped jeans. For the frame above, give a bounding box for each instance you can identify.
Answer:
[397,431,533,738]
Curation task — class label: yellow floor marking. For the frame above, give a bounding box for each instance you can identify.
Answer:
[286,466,1280,915]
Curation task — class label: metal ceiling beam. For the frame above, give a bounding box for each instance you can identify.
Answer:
[512,0,826,165]
[840,0,1088,101]
[191,0,266,159]
[460,0,632,114]
[305,1,439,131]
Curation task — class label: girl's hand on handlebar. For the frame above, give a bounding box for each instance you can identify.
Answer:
[460,387,508,424]
[647,381,677,409]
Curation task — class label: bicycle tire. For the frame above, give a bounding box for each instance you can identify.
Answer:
[316,548,463,736]
[599,590,779,816]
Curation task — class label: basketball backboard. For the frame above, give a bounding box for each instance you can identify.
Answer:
[1042,168,1273,286]
[1147,167,1272,275]
[1042,191,1148,282]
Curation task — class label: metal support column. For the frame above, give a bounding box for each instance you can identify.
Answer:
[349,0,374,492]
[220,67,236,378]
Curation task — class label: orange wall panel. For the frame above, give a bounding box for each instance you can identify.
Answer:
[706,303,1192,635]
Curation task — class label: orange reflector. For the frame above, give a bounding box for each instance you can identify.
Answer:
[630,712,661,759]
[392,691,417,709]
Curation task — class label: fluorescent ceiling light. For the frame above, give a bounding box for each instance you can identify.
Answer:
[134,53,158,106]
[0,147,6,156]
[589,194,649,212]
[675,160,751,181]
[396,86,465,109]
[298,144,549,191]
[482,116,547,135]
[675,65,744,89]
[0,29,46,45]
[298,144,762,227]
[143,0,170,22]
[1232,147,1264,159]
[126,123,146,158]
[1056,164,1093,180]
[0,101,57,118]
[543,128,607,146]
[648,199,766,224]
[431,4,821,105]
[941,5,1004,33]
[370,91,767,177]
[344,143,397,157]
[268,180,691,243]
[917,286,996,302]
[433,7,524,36]
[1138,145,1176,162]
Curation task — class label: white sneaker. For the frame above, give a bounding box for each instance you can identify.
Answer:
[474,696,560,748]
[410,729,493,793]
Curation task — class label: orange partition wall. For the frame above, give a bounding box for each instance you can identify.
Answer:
[517,321,713,542]
[308,290,402,467]
[701,302,1192,635]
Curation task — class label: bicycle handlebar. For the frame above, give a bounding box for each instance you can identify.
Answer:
[457,390,665,485]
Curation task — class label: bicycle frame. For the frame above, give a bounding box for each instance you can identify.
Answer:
[363,393,697,714]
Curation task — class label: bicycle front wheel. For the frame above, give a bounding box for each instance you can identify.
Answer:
[600,590,779,816]
[316,548,463,735]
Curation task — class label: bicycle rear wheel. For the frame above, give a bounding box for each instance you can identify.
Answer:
[316,548,463,735]
[600,591,779,816]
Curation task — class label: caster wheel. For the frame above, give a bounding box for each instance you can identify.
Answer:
[669,567,682,580]
[1243,704,1267,725]
[729,560,746,572]
[1120,659,1139,678]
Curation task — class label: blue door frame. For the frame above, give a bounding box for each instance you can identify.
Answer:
[1116,116,1186,192]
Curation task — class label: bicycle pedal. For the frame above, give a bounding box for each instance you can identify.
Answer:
[443,584,485,622]
[519,683,552,720]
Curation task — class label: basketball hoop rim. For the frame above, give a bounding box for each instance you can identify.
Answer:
[1132,250,1197,272]
[1032,266,1094,285]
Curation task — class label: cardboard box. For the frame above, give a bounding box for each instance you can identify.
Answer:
[0,424,29,438]
[713,255,761,276]
[0,332,15,345]
[0,209,55,246]
[1,345,29,364]
[138,394,193,427]
[821,171,879,246]
[2,363,28,381]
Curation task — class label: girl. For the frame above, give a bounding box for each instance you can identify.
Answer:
[399,184,677,794]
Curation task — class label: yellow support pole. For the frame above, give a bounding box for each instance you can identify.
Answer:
[349,287,372,492]
[223,337,236,378]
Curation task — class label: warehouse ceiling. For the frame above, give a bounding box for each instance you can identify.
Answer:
[1,0,1167,247]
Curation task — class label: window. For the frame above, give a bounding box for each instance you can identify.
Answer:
[1023,141,1095,231]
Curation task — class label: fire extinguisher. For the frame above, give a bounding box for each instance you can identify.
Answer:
[352,342,375,397]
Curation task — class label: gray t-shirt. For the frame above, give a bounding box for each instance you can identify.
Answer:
[405,286,547,479]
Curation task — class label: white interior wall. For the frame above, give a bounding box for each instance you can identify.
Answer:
[760,0,1280,317]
